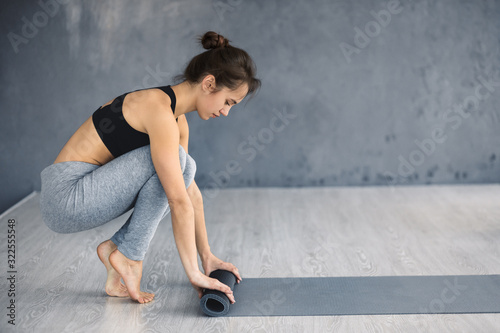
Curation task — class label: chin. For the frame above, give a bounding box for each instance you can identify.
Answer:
[196,110,207,120]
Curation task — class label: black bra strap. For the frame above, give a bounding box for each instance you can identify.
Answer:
[160,85,177,112]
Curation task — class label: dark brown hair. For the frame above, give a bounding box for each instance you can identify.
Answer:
[176,31,261,98]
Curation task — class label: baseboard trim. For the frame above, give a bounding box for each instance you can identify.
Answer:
[0,191,39,220]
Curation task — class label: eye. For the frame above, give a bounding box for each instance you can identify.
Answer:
[225,101,230,106]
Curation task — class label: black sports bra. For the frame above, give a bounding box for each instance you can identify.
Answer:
[92,85,177,158]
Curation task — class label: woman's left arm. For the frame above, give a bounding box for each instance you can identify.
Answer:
[186,180,211,260]
[179,115,242,284]
[187,180,242,284]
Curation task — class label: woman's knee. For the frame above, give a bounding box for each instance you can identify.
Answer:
[179,145,187,171]
[184,154,197,187]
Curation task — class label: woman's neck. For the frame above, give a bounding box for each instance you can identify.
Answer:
[170,81,198,118]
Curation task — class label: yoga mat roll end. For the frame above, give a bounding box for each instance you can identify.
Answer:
[200,270,237,317]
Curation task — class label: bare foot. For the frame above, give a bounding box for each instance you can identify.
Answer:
[97,240,129,297]
[109,249,155,303]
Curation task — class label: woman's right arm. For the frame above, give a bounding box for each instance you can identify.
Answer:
[140,90,236,302]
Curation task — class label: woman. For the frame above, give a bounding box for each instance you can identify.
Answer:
[39,31,261,304]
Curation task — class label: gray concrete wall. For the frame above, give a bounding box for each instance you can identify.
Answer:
[1,0,499,213]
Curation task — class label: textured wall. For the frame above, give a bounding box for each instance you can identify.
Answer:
[1,0,499,213]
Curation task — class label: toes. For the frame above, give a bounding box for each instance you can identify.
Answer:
[105,286,129,297]
[130,292,154,303]
[140,293,154,303]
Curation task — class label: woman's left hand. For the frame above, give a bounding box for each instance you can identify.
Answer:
[200,252,242,290]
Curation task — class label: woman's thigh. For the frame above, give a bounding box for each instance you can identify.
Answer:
[40,145,157,233]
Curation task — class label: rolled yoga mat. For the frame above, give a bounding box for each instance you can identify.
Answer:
[200,270,237,316]
[200,271,500,317]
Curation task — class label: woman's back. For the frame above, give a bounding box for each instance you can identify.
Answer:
[53,88,178,166]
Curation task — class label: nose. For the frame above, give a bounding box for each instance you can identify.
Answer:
[220,106,231,117]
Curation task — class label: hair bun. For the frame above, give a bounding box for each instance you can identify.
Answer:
[200,31,229,50]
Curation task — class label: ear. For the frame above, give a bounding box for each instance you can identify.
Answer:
[201,75,216,93]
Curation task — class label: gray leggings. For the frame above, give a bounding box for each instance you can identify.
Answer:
[39,145,196,261]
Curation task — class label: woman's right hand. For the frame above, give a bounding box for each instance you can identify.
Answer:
[189,270,236,303]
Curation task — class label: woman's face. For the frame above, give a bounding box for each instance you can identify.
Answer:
[196,81,248,120]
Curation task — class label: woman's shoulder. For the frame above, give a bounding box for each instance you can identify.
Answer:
[124,87,176,133]
[127,87,172,106]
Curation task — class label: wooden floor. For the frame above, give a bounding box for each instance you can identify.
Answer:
[1,184,499,332]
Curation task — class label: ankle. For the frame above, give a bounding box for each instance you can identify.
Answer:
[112,249,142,265]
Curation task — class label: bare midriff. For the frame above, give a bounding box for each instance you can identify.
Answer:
[53,96,117,165]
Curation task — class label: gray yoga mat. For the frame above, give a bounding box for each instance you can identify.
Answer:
[200,271,500,317]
